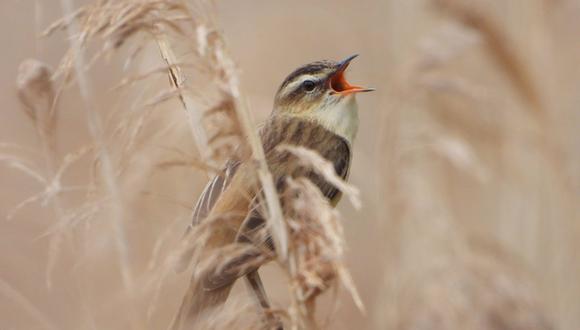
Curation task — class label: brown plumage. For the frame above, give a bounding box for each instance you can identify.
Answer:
[171,55,372,330]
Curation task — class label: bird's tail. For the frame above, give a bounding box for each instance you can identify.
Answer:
[169,246,268,330]
[169,278,234,330]
[170,204,273,329]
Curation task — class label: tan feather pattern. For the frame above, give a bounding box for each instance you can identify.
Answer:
[171,115,351,329]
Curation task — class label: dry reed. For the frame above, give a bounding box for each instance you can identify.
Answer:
[23,0,357,329]
[2,0,579,329]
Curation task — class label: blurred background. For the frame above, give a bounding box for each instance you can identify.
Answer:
[1,0,579,329]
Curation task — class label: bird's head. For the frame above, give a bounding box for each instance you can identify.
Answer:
[273,55,373,142]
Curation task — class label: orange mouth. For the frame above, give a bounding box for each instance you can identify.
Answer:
[329,54,374,95]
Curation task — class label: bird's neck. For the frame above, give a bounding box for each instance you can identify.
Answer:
[275,96,359,145]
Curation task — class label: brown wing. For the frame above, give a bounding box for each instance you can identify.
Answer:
[190,160,240,226]
[191,115,350,228]
[203,116,352,289]
[261,115,351,203]
[175,160,240,272]
[245,115,351,235]
[181,115,351,283]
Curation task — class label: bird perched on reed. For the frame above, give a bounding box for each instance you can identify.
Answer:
[171,55,373,329]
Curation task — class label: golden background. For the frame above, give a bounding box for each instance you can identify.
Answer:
[1,0,579,329]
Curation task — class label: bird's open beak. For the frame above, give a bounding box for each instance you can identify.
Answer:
[329,54,375,95]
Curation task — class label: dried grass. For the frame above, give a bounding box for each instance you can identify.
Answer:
[10,0,354,329]
[2,0,579,329]
[376,0,578,329]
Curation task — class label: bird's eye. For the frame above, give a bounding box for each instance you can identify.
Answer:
[302,80,316,92]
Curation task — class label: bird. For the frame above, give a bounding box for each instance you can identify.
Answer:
[170,55,373,330]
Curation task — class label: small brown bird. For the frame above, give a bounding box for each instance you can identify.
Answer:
[171,55,372,329]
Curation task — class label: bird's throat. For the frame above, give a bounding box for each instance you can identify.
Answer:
[273,95,360,145]
[307,96,359,144]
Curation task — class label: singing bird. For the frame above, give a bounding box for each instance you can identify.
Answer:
[171,55,373,329]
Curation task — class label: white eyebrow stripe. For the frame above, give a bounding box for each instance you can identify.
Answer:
[280,74,323,98]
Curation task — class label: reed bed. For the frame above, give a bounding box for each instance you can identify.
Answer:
[1,0,578,329]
